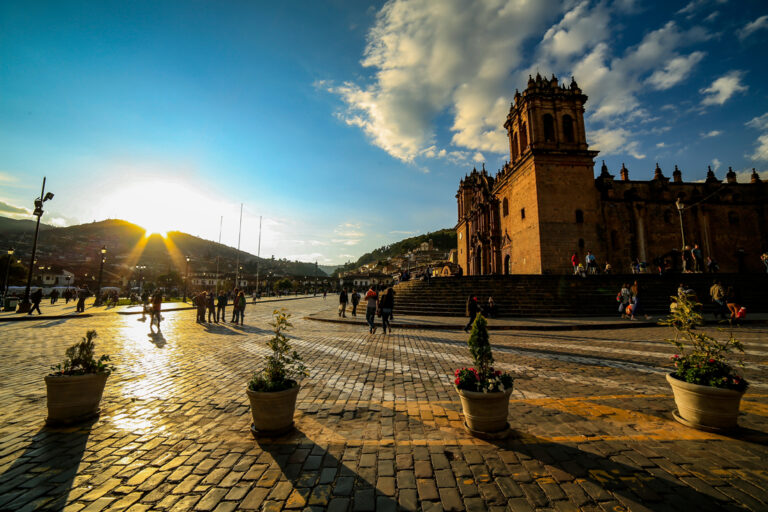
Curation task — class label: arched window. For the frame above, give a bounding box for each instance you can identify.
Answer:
[562,115,574,143]
[520,208,526,220]
[543,114,555,142]
[575,209,584,224]
[520,122,528,149]
[502,198,509,217]
[512,133,519,160]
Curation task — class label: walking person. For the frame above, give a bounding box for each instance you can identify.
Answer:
[29,288,43,315]
[710,280,727,320]
[351,289,360,316]
[196,291,207,323]
[629,281,651,320]
[617,283,631,319]
[585,251,597,274]
[486,296,496,318]
[150,291,163,333]
[365,285,378,334]
[464,296,479,332]
[76,286,89,313]
[339,288,348,318]
[725,286,742,320]
[216,290,227,323]
[236,290,246,325]
[571,252,580,275]
[207,290,216,323]
[50,289,59,304]
[231,288,240,323]
[379,286,395,334]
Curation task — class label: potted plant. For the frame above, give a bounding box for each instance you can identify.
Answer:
[662,293,748,432]
[247,309,308,436]
[454,314,515,438]
[46,330,114,425]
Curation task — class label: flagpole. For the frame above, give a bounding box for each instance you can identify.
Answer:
[235,204,243,290]
[256,215,262,298]
[215,215,222,294]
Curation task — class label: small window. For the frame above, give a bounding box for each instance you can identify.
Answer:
[543,114,555,142]
[562,115,574,143]
[512,133,519,160]
[728,211,739,225]
[575,209,584,224]
[502,198,509,217]
[520,208,526,219]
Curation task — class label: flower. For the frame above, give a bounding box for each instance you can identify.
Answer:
[708,358,715,363]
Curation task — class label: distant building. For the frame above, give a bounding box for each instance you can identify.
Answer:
[457,73,767,275]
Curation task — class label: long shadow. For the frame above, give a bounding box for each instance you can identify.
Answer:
[31,319,68,328]
[254,427,398,511]
[0,423,93,511]
[147,331,166,347]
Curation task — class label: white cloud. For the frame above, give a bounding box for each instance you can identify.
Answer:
[740,15,768,41]
[327,0,562,162]
[538,1,612,63]
[700,70,748,106]
[589,127,645,159]
[646,51,705,90]
[711,158,721,171]
[703,11,719,23]
[746,113,768,161]
[656,142,666,148]
[746,112,768,131]
[700,130,721,138]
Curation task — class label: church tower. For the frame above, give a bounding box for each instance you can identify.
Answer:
[494,74,602,274]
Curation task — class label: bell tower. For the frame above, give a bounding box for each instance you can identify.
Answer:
[494,74,602,274]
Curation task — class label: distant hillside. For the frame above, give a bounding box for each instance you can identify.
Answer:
[334,229,456,275]
[0,216,328,279]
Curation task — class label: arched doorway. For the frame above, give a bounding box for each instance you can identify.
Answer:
[504,255,510,275]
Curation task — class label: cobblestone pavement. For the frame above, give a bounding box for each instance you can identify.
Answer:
[1,297,767,511]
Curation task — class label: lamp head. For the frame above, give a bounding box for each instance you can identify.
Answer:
[101,246,107,254]
[43,192,54,202]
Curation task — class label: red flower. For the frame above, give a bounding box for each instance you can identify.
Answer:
[455,377,460,385]
[708,358,715,363]
[671,354,680,360]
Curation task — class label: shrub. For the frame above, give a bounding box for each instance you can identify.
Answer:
[454,315,513,392]
[661,294,747,391]
[248,309,308,392]
[50,330,114,376]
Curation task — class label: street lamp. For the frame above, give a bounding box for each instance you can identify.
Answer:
[94,246,107,306]
[675,198,687,271]
[3,248,14,301]
[183,256,190,303]
[136,265,146,294]
[18,178,54,313]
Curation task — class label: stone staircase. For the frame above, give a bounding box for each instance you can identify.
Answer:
[391,274,768,317]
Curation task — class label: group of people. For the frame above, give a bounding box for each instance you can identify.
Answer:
[571,251,608,276]
[192,289,247,325]
[339,285,395,334]
[615,281,652,321]
[708,280,746,320]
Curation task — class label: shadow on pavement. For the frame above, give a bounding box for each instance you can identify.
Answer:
[0,422,93,511]
[147,331,166,347]
[254,427,398,511]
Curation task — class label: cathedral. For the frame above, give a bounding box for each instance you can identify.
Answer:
[456,74,767,275]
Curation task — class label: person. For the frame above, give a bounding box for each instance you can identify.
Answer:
[216,290,227,323]
[339,288,348,318]
[365,285,378,334]
[77,286,89,313]
[323,290,327,300]
[571,252,579,275]
[207,290,216,323]
[351,289,360,316]
[487,296,497,318]
[231,288,240,323]
[629,281,651,320]
[150,291,163,333]
[379,286,395,334]
[604,262,612,274]
[425,266,432,284]
[726,286,741,320]
[692,244,703,272]
[29,288,43,315]
[236,290,246,325]
[682,246,693,272]
[464,296,479,332]
[631,258,640,274]
[585,251,597,274]
[196,291,207,323]
[50,289,59,304]
[709,280,727,320]
[63,288,71,304]
[762,253,768,273]
[140,290,150,320]
[707,256,719,273]
[617,283,631,319]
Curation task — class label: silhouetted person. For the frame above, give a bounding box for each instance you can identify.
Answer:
[29,288,43,315]
[207,290,216,323]
[464,296,479,332]
[216,291,227,322]
[351,289,360,316]
[150,291,163,333]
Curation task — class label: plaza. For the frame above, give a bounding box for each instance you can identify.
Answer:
[0,297,767,511]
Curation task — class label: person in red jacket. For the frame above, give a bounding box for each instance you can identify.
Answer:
[571,252,580,275]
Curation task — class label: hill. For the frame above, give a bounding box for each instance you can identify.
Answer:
[0,216,328,279]
[334,229,456,275]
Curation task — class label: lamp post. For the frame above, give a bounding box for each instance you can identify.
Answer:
[136,265,146,294]
[183,256,190,303]
[675,198,687,272]
[3,248,14,300]
[18,178,54,313]
[94,246,107,306]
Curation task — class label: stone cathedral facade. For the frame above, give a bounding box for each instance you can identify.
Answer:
[456,74,767,275]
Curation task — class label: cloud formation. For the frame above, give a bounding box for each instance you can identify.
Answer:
[700,130,721,138]
[0,200,29,215]
[740,15,768,41]
[746,112,768,161]
[700,71,748,106]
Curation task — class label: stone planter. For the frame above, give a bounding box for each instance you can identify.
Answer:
[45,373,109,426]
[456,386,513,439]
[666,373,745,432]
[247,384,300,436]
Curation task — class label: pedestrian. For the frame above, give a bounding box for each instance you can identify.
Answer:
[196,291,207,323]
[323,290,327,300]
[351,289,360,316]
[150,291,163,333]
[50,289,59,304]
[464,296,479,332]
[692,244,704,272]
[237,290,246,325]
[231,288,240,323]
[216,290,227,323]
[425,266,432,284]
[365,285,378,334]
[585,251,597,274]
[339,288,348,318]
[207,290,216,323]
[486,296,496,318]
[617,283,631,319]
[379,286,395,334]
[604,262,612,274]
[761,253,768,273]
[629,281,651,320]
[571,252,579,275]
[707,256,719,273]
[710,280,727,320]
[76,286,89,313]
[29,288,43,315]
[726,286,742,320]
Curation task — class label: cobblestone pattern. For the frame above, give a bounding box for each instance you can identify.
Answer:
[0,298,767,511]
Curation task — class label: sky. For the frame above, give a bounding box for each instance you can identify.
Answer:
[1,0,767,266]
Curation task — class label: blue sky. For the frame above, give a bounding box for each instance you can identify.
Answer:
[1,0,767,265]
